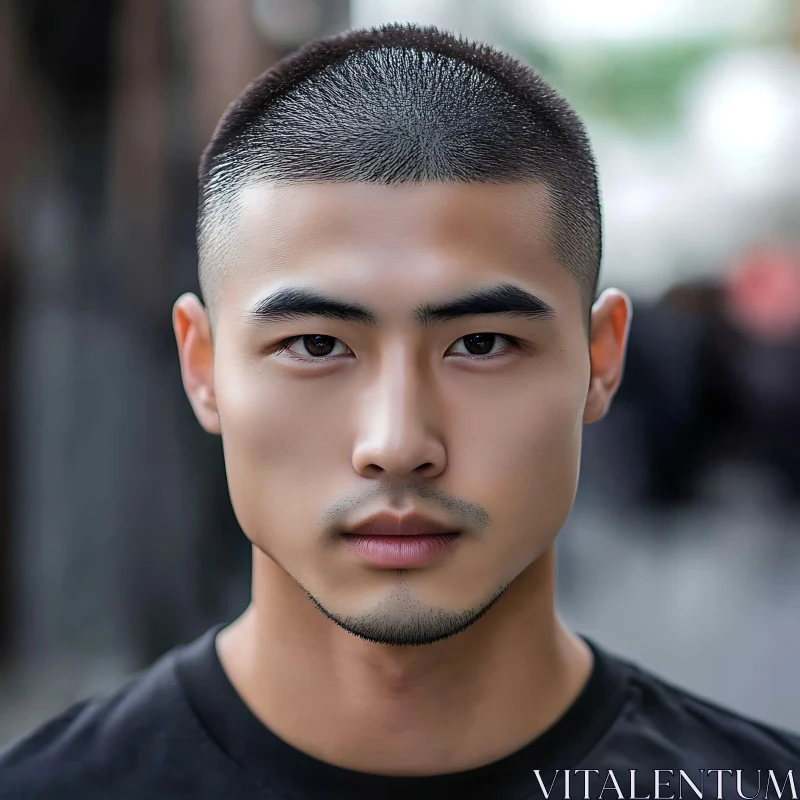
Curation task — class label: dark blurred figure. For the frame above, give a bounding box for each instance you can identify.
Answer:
[717,244,800,503]
[583,244,800,515]
[5,0,236,676]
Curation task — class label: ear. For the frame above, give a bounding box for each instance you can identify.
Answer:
[583,289,632,424]
[173,293,221,435]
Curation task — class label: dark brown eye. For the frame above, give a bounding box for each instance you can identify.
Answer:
[461,333,496,356]
[302,335,336,357]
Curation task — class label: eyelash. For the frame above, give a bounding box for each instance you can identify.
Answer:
[273,333,526,364]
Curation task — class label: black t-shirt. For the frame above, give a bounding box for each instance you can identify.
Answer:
[2,625,799,799]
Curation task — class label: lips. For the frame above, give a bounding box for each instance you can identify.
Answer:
[345,511,459,538]
[341,511,461,568]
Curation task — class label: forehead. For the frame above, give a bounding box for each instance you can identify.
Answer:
[234,180,551,256]
[215,180,578,317]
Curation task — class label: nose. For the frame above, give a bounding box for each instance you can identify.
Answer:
[351,354,446,481]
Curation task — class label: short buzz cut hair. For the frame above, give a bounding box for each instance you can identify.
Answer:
[198,23,602,315]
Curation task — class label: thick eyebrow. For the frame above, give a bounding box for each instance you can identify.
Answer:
[415,283,555,326]
[246,282,555,329]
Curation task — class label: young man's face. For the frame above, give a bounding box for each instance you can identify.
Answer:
[176,181,629,645]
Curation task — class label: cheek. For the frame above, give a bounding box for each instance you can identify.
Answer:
[515,378,584,504]
[213,358,345,538]
[450,368,585,554]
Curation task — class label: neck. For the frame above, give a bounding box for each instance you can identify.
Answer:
[217,547,593,777]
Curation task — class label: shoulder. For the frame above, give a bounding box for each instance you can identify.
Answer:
[603,648,800,768]
[0,649,225,799]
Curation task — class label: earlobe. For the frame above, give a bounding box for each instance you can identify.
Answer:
[583,289,632,424]
[173,293,221,435]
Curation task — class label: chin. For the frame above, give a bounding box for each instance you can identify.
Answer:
[300,573,512,647]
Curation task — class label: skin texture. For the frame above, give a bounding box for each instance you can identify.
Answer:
[174,180,631,776]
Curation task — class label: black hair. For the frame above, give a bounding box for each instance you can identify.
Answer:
[198,23,601,312]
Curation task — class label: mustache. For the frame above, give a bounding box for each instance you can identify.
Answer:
[318,481,491,534]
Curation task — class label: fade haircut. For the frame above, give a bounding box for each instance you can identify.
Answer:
[198,23,602,316]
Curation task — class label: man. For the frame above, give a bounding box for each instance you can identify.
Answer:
[2,23,799,800]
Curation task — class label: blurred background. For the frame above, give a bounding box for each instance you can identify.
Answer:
[0,0,799,745]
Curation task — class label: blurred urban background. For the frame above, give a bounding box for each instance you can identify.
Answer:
[1,0,799,746]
